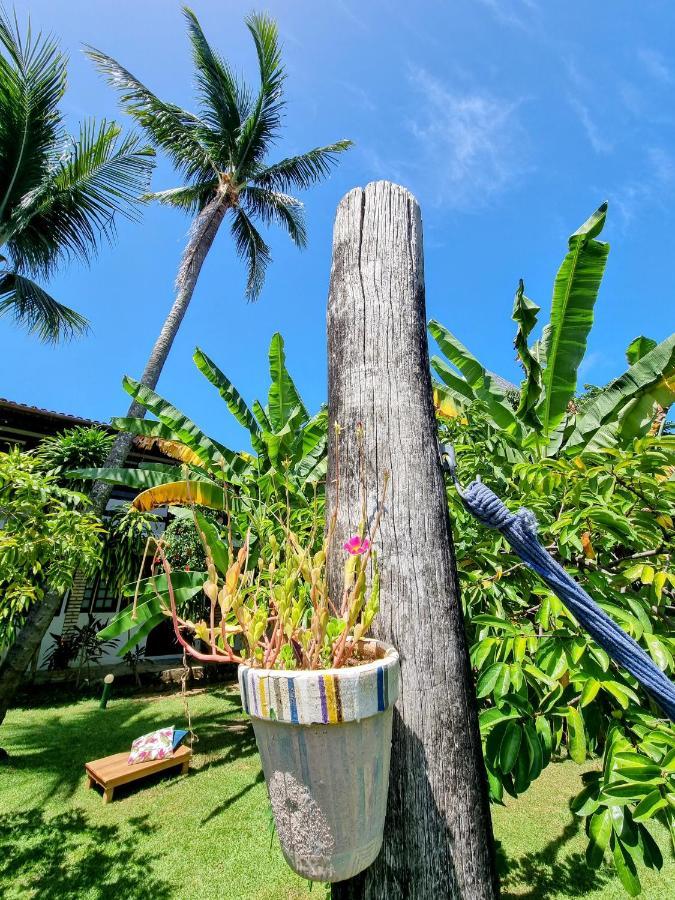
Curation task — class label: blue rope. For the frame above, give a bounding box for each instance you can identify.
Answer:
[441,445,675,722]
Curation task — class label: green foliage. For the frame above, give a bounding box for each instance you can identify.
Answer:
[0,448,104,646]
[86,9,350,300]
[34,426,114,489]
[0,10,154,340]
[430,204,675,455]
[45,613,118,682]
[101,502,160,596]
[74,333,327,520]
[441,409,674,894]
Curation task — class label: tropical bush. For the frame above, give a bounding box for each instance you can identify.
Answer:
[34,426,114,489]
[430,204,675,456]
[429,203,674,894]
[0,448,104,646]
[88,333,328,651]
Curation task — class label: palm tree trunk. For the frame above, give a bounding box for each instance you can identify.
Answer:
[0,195,228,737]
[89,191,229,513]
[0,591,62,732]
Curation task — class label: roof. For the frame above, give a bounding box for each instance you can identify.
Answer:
[0,397,109,429]
[0,397,170,465]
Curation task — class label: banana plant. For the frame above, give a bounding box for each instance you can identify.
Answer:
[70,332,327,510]
[430,203,675,457]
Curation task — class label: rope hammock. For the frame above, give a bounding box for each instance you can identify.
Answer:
[441,444,675,722]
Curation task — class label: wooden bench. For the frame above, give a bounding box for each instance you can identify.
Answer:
[85,744,191,803]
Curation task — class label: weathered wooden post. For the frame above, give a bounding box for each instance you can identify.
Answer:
[327,182,498,899]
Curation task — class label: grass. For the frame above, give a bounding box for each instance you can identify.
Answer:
[0,686,672,900]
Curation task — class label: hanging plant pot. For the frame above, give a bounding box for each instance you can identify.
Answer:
[238,640,400,882]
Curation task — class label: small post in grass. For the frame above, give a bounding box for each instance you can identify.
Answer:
[99,673,114,709]
[326,182,498,899]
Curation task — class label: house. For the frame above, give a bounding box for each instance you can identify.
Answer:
[0,397,181,673]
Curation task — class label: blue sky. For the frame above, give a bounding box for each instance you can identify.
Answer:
[2,0,675,451]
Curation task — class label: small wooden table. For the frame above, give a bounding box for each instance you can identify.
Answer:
[85,745,191,803]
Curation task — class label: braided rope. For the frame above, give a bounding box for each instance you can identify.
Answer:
[442,446,675,722]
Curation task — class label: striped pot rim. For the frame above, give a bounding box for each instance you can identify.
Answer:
[238,640,399,726]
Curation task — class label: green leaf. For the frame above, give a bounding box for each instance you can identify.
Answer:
[600,783,654,803]
[626,336,657,366]
[580,678,601,707]
[512,279,543,430]
[570,784,600,817]
[479,705,520,735]
[267,332,308,430]
[97,596,164,639]
[499,721,523,774]
[523,721,543,781]
[586,808,612,867]
[539,202,609,439]
[122,376,238,470]
[194,510,229,576]
[568,332,675,451]
[473,614,518,634]
[193,347,264,454]
[567,706,587,763]
[428,320,519,432]
[632,789,667,822]
[476,662,506,698]
[116,613,165,656]
[66,465,181,489]
[430,356,476,403]
[612,837,641,896]
[536,716,553,767]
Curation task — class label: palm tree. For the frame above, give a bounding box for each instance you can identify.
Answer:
[86,7,351,510]
[0,10,155,342]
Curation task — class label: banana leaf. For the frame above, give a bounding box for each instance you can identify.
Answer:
[429,320,519,432]
[67,464,182,489]
[122,376,239,471]
[512,279,543,431]
[626,336,657,365]
[430,356,476,403]
[132,479,226,512]
[538,203,609,438]
[565,332,675,451]
[111,417,208,468]
[193,347,264,454]
[268,332,308,429]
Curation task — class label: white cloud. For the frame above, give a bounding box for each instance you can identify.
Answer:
[475,0,539,31]
[568,97,613,155]
[637,48,673,83]
[400,67,529,208]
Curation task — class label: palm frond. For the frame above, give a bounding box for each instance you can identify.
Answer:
[230,206,271,300]
[252,141,352,192]
[182,6,249,162]
[242,186,306,248]
[234,13,286,176]
[144,180,218,214]
[0,270,88,341]
[0,9,66,226]
[85,45,215,182]
[9,121,155,274]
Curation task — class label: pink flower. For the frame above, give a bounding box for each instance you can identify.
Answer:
[344,535,370,556]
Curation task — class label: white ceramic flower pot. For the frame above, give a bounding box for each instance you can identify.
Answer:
[238,640,400,882]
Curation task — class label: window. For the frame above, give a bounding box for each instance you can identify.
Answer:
[80,578,119,614]
[81,582,96,612]
[92,581,118,613]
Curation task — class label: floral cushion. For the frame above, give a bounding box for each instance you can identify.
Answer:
[128,726,174,765]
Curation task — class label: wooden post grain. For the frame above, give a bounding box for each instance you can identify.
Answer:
[327,182,498,899]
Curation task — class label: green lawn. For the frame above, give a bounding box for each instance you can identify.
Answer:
[0,686,671,899]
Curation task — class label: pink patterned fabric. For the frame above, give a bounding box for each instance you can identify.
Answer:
[128,727,174,765]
